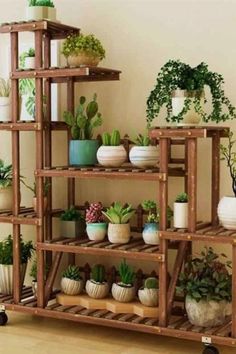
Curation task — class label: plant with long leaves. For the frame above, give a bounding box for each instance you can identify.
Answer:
[0,78,10,97]
[91,264,106,283]
[0,159,12,188]
[0,235,34,265]
[131,133,151,146]
[220,131,236,197]
[102,202,135,224]
[118,259,135,287]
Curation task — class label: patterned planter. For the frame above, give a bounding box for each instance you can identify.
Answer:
[174,202,188,228]
[86,223,107,241]
[61,220,86,239]
[0,97,11,122]
[138,288,158,307]
[86,280,109,299]
[68,53,100,67]
[69,140,99,166]
[112,283,135,303]
[0,263,27,295]
[97,145,127,167]
[26,6,57,21]
[129,146,158,168]
[142,223,159,245]
[61,277,84,295]
[218,196,236,230]
[108,223,130,244]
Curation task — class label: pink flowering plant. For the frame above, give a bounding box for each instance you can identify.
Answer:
[86,202,105,224]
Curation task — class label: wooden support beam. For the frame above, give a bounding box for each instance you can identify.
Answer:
[211,132,220,226]
[187,138,197,233]
[45,252,63,304]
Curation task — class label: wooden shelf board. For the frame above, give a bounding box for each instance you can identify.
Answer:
[0,121,68,131]
[149,126,230,139]
[0,207,40,225]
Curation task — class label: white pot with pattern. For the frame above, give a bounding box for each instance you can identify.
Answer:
[129,146,158,168]
[97,146,127,167]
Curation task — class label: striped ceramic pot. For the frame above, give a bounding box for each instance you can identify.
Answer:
[138,288,158,307]
[129,146,158,168]
[86,222,107,241]
[0,263,27,295]
[112,283,135,303]
[86,280,109,299]
[218,196,236,230]
[97,146,127,167]
[61,277,84,295]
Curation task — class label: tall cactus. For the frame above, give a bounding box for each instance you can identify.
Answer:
[101,130,121,146]
[144,277,158,289]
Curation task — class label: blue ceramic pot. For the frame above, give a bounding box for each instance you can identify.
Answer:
[86,223,107,241]
[142,223,159,245]
[69,140,99,166]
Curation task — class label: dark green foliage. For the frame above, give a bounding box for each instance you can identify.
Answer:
[60,206,84,222]
[29,0,54,7]
[144,277,158,289]
[0,235,34,265]
[176,247,232,302]
[0,159,12,188]
[220,131,236,197]
[118,259,135,286]
[91,264,106,283]
[62,34,105,60]
[175,192,188,203]
[62,265,81,281]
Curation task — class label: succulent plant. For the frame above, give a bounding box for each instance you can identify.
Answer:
[62,34,105,60]
[142,200,173,224]
[91,264,106,283]
[102,130,121,146]
[62,265,81,281]
[132,133,151,147]
[144,277,158,289]
[60,206,84,222]
[118,259,135,287]
[175,193,188,203]
[102,202,135,224]
[0,78,10,97]
[86,202,104,223]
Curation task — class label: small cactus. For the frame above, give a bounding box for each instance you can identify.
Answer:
[118,259,135,286]
[91,264,106,283]
[101,129,121,146]
[62,265,81,281]
[86,202,104,223]
[102,132,111,146]
[144,277,158,289]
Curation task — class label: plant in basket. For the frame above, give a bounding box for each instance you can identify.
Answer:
[60,206,85,239]
[129,133,158,168]
[61,265,84,296]
[97,130,127,168]
[86,202,107,241]
[138,277,158,307]
[112,259,136,303]
[86,264,109,299]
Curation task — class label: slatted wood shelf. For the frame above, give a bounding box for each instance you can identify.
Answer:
[0,207,40,225]
[0,121,68,131]
[0,20,79,39]
[149,126,230,139]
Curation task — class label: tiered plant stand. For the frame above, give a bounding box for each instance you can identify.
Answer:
[0,20,235,354]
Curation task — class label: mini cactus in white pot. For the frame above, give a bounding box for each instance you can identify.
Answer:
[86,264,109,299]
[112,259,136,303]
[138,277,158,307]
[174,192,188,229]
[97,130,127,168]
[61,265,84,296]
[129,133,158,168]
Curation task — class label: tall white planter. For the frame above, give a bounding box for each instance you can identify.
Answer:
[218,196,236,230]
[0,186,13,211]
[0,97,11,122]
[174,202,188,228]
[129,146,158,168]
[0,263,27,295]
[172,89,203,125]
[26,6,57,21]
[97,145,127,167]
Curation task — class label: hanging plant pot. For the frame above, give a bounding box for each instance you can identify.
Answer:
[0,186,13,211]
[0,97,11,122]
[129,146,159,168]
[173,202,188,228]
[138,288,158,307]
[86,280,109,299]
[68,53,100,68]
[172,90,204,126]
[69,140,99,166]
[61,277,84,296]
[142,223,159,245]
[61,219,86,239]
[0,263,27,295]
[86,223,107,241]
[97,145,127,168]
[217,196,236,230]
[26,6,57,22]
[108,223,131,244]
[112,283,135,303]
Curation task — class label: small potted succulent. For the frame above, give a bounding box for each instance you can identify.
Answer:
[0,159,13,211]
[218,131,236,230]
[138,277,158,307]
[61,265,84,296]
[176,247,232,327]
[23,48,35,70]
[60,206,85,239]
[64,94,103,166]
[102,202,135,244]
[97,130,127,167]
[86,202,107,241]
[86,264,109,299]
[26,0,56,22]
[30,258,49,296]
[22,180,50,213]
[62,34,105,68]
[129,133,158,168]
[147,60,236,127]
[173,192,188,229]
[0,78,11,122]
[0,235,34,295]
[112,259,136,303]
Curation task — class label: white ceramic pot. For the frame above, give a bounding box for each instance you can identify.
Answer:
[61,277,84,295]
[138,288,158,307]
[218,196,236,230]
[33,197,48,213]
[61,220,86,239]
[0,186,13,211]
[24,57,35,70]
[20,94,34,121]
[0,263,27,295]
[86,223,107,241]
[129,146,159,168]
[97,145,127,168]
[142,223,159,245]
[172,89,203,126]
[185,296,232,327]
[86,280,109,299]
[112,283,135,303]
[26,6,56,21]
[0,97,11,122]
[173,202,188,228]
[67,53,100,67]
[108,223,131,244]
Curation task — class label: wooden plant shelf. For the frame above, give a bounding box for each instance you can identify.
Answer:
[149,126,229,139]
[0,207,40,225]
[0,121,68,131]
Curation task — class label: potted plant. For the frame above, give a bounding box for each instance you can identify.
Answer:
[86,202,107,241]
[138,277,158,307]
[0,235,34,295]
[30,258,49,296]
[129,133,158,168]
[62,34,105,68]
[97,130,127,167]
[0,78,11,122]
[146,60,236,126]
[176,247,232,327]
[26,0,56,22]
[19,51,35,121]
[60,206,86,239]
[61,265,84,296]
[218,131,236,230]
[173,192,188,229]
[22,48,35,70]
[22,180,50,213]
[102,202,135,244]
[0,159,13,211]
[112,259,136,303]
[86,264,109,299]
[64,94,103,166]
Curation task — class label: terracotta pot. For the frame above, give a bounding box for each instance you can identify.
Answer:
[108,223,131,244]
[24,57,35,69]
[129,146,159,168]
[142,223,159,245]
[97,146,127,167]
[61,220,86,239]
[0,263,27,295]
[61,277,84,295]
[86,223,107,241]
[67,53,100,67]
[86,280,109,299]
[0,97,11,122]
[174,202,188,228]
[112,283,135,303]
[138,288,158,307]
[33,197,48,213]
[218,196,236,230]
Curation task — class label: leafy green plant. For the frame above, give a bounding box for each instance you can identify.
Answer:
[0,78,10,97]
[64,94,103,140]
[21,180,50,197]
[91,264,106,283]
[26,48,35,57]
[102,130,121,146]
[102,202,135,224]
[142,200,173,224]
[30,258,50,281]
[0,235,34,265]
[144,277,158,289]
[118,259,135,287]
[175,193,188,203]
[60,206,84,222]
[29,0,55,7]
[220,131,236,197]
[62,265,81,281]
[0,159,12,189]
[62,34,105,60]
[146,60,236,126]
[176,247,232,302]
[131,133,151,146]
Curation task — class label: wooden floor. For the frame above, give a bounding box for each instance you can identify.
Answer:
[0,313,235,354]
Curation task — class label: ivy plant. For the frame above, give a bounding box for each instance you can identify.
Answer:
[62,34,105,60]
[220,131,236,197]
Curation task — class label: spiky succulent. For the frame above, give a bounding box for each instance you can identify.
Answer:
[91,264,106,283]
[102,202,135,224]
[86,202,104,223]
[175,193,188,203]
[132,133,151,146]
[144,277,158,289]
[62,265,81,281]
[118,259,135,286]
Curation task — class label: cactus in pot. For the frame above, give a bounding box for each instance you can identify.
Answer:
[61,265,84,296]
[86,202,107,241]
[138,277,159,307]
[97,129,127,167]
[112,259,136,303]
[86,264,109,299]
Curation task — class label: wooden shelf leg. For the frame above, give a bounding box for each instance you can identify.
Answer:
[187,138,197,233]
[211,132,220,226]
[45,252,63,304]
